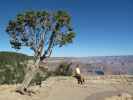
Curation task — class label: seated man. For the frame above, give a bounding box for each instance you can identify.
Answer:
[74,64,85,84]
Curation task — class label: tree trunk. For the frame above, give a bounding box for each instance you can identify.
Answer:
[16,58,40,94]
[16,34,46,94]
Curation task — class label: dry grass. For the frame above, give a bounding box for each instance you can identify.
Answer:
[0,75,133,100]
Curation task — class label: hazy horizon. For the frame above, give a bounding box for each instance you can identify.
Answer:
[1,51,133,58]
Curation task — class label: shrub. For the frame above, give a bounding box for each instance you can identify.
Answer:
[0,52,29,84]
[54,62,73,76]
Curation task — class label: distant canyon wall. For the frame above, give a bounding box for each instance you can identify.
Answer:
[45,56,133,75]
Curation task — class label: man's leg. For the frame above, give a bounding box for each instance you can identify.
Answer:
[78,75,82,84]
[82,76,85,84]
[77,75,81,84]
[74,75,79,84]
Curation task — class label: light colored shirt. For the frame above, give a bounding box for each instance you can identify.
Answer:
[76,67,80,75]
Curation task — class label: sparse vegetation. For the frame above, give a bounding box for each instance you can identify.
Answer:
[0,51,30,84]
[53,62,73,76]
[31,62,73,85]
[0,52,73,85]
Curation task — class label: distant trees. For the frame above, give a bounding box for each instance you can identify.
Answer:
[6,10,75,94]
[0,52,29,63]
[0,52,28,84]
[54,62,73,76]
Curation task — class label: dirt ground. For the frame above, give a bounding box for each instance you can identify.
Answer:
[0,76,133,100]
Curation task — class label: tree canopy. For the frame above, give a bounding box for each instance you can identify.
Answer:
[6,10,75,60]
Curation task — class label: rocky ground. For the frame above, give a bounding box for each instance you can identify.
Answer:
[0,75,133,100]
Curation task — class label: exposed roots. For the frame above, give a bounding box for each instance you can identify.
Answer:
[16,88,36,96]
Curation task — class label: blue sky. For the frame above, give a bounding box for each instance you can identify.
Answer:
[0,0,133,57]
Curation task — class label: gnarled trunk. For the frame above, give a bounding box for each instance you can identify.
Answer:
[16,58,40,94]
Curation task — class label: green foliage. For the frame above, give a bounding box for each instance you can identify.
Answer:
[59,32,75,47]
[0,51,30,84]
[0,52,49,85]
[6,10,76,58]
[0,51,30,63]
[54,10,71,25]
[54,62,73,76]
[31,62,73,85]
[30,71,51,86]
[0,51,74,85]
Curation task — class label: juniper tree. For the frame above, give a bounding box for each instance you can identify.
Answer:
[6,10,75,94]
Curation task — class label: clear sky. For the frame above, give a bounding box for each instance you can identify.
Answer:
[0,0,133,57]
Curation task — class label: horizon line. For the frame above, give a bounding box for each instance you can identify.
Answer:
[0,51,133,57]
